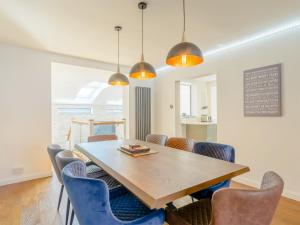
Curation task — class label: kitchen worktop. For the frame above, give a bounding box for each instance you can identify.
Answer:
[181,118,217,142]
[181,117,217,125]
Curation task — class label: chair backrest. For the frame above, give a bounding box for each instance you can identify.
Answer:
[55,150,83,182]
[193,142,235,163]
[88,134,118,143]
[146,134,168,146]
[166,137,194,151]
[62,161,119,225]
[211,171,284,225]
[47,144,64,184]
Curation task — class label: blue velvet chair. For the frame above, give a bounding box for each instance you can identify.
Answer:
[47,144,64,211]
[62,161,165,225]
[56,150,122,225]
[191,142,235,200]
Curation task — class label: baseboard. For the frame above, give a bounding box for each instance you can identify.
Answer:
[0,171,52,187]
[233,177,300,201]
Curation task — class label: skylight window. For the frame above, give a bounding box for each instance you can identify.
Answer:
[75,82,109,103]
[77,87,95,98]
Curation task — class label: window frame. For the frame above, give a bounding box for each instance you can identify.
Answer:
[180,82,192,117]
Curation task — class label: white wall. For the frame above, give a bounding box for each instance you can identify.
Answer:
[0,44,154,186]
[154,29,300,200]
[0,44,52,185]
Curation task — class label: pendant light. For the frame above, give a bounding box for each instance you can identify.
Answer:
[166,0,203,67]
[108,26,129,86]
[129,2,156,80]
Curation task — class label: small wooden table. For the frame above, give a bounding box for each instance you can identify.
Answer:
[75,140,249,209]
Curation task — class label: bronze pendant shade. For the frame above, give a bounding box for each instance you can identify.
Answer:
[129,56,156,80]
[108,26,129,86]
[166,41,203,67]
[166,0,203,67]
[129,2,156,80]
[108,71,129,86]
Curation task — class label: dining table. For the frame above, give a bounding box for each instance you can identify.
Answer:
[75,139,250,209]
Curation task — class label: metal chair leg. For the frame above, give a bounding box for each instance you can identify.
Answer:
[166,202,177,211]
[57,185,64,211]
[70,209,74,225]
[191,196,195,203]
[66,198,70,225]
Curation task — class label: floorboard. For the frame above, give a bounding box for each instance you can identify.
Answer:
[0,176,299,225]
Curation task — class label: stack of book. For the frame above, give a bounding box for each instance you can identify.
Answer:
[120,144,150,155]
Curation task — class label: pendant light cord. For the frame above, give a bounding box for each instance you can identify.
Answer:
[117,28,120,72]
[141,7,144,61]
[183,0,186,32]
[182,0,186,42]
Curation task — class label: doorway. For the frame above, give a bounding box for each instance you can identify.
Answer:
[51,62,128,149]
[175,74,217,142]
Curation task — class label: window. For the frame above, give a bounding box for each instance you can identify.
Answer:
[180,82,191,117]
[56,106,91,114]
[210,85,217,121]
[75,82,109,102]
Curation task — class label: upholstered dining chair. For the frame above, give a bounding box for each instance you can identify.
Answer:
[166,137,194,151]
[191,142,235,200]
[86,134,118,173]
[62,161,165,225]
[88,134,118,142]
[146,134,168,146]
[55,150,82,225]
[166,171,284,225]
[86,133,122,183]
[47,143,104,212]
[86,134,120,178]
[56,150,122,225]
[47,144,64,211]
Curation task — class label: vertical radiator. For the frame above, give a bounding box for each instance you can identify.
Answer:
[135,87,151,141]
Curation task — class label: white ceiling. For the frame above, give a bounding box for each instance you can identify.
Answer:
[1,0,300,67]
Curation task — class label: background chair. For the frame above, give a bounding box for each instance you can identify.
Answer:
[88,134,118,142]
[86,134,121,185]
[146,134,168,145]
[55,150,82,225]
[62,161,165,225]
[86,134,121,179]
[47,144,64,211]
[85,134,118,174]
[191,142,235,200]
[166,171,284,225]
[166,137,194,151]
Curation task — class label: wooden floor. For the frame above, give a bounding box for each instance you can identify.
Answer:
[0,176,299,225]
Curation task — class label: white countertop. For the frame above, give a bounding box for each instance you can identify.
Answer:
[181,118,217,125]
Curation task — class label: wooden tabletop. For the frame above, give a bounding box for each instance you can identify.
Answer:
[75,139,250,209]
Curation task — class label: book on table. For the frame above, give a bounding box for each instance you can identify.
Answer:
[120,144,150,154]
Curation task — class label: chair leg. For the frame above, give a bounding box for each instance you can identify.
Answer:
[57,185,64,211]
[70,209,74,225]
[66,198,70,225]
[191,196,195,203]
[166,202,177,211]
